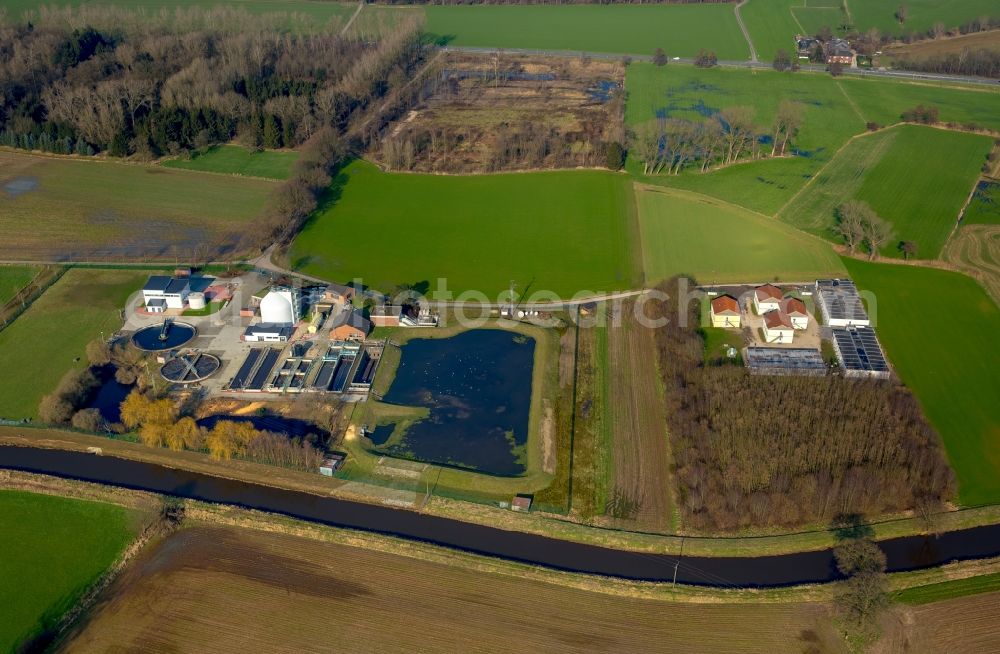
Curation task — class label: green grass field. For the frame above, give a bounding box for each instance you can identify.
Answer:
[625,63,1000,215]
[289,160,639,298]
[637,185,846,284]
[0,490,136,653]
[963,181,1000,225]
[0,268,146,420]
[0,150,276,260]
[780,125,992,258]
[741,0,813,62]
[895,572,1000,605]
[846,0,999,36]
[2,0,355,25]
[0,265,40,305]
[423,4,749,58]
[844,258,1000,506]
[161,145,298,180]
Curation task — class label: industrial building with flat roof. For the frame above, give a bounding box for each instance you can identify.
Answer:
[746,347,826,376]
[815,279,870,327]
[831,326,890,378]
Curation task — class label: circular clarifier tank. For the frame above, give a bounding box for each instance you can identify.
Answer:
[131,321,196,351]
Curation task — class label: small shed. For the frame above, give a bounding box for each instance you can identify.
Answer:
[511,495,533,512]
[319,455,345,476]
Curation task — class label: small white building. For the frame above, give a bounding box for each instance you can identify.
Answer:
[142,276,191,311]
[243,323,293,343]
[763,310,794,344]
[753,284,784,315]
[260,288,300,325]
[783,297,809,330]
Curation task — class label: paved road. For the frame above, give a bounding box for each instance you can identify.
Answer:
[445,45,1000,87]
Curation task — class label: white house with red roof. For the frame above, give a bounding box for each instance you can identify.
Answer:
[753,284,784,315]
[763,309,794,344]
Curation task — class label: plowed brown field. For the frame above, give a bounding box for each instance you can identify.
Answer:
[62,525,846,654]
[606,297,675,532]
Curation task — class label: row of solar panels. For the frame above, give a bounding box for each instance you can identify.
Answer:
[832,327,889,373]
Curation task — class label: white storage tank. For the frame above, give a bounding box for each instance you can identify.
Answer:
[260,289,298,325]
[188,292,206,310]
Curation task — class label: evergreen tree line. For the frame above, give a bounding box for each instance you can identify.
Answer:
[0,6,424,160]
[647,278,955,531]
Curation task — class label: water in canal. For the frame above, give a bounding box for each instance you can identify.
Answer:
[378,329,535,476]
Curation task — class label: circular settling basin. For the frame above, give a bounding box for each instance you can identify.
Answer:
[131,322,196,351]
[160,352,221,384]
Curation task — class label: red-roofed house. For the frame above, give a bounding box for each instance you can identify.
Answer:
[783,297,809,330]
[763,310,794,344]
[753,284,784,314]
[710,295,741,328]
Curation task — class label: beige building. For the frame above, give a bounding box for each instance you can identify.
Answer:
[763,310,794,344]
[753,284,784,315]
[710,295,741,328]
[783,297,809,330]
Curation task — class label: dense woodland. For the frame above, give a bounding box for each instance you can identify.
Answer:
[648,279,954,531]
[0,7,423,159]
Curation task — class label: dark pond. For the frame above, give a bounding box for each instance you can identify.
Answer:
[380,329,534,476]
[367,424,395,446]
[131,322,196,351]
[85,366,133,424]
[197,414,325,439]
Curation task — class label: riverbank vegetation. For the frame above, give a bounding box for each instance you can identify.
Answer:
[648,277,955,531]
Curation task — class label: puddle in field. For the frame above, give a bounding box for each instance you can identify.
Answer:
[3,176,39,198]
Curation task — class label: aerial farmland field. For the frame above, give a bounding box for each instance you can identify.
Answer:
[0,268,146,421]
[780,124,993,258]
[0,151,276,261]
[624,63,1000,214]
[64,524,846,654]
[5,0,355,25]
[161,145,299,180]
[422,4,750,59]
[0,265,40,305]
[288,160,640,298]
[846,0,999,36]
[637,185,846,284]
[845,258,1000,506]
[0,490,136,654]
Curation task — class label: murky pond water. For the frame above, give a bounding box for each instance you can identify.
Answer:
[379,329,534,476]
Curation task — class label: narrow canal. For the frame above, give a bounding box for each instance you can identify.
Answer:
[3,446,999,588]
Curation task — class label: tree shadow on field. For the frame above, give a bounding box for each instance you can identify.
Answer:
[296,159,353,237]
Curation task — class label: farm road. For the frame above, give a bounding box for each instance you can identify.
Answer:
[734,0,758,63]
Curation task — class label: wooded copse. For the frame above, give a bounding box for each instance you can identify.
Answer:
[648,279,954,531]
[0,6,425,161]
[120,389,326,471]
[630,101,803,175]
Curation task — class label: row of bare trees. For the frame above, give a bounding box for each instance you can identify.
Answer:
[647,278,954,531]
[631,101,804,175]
